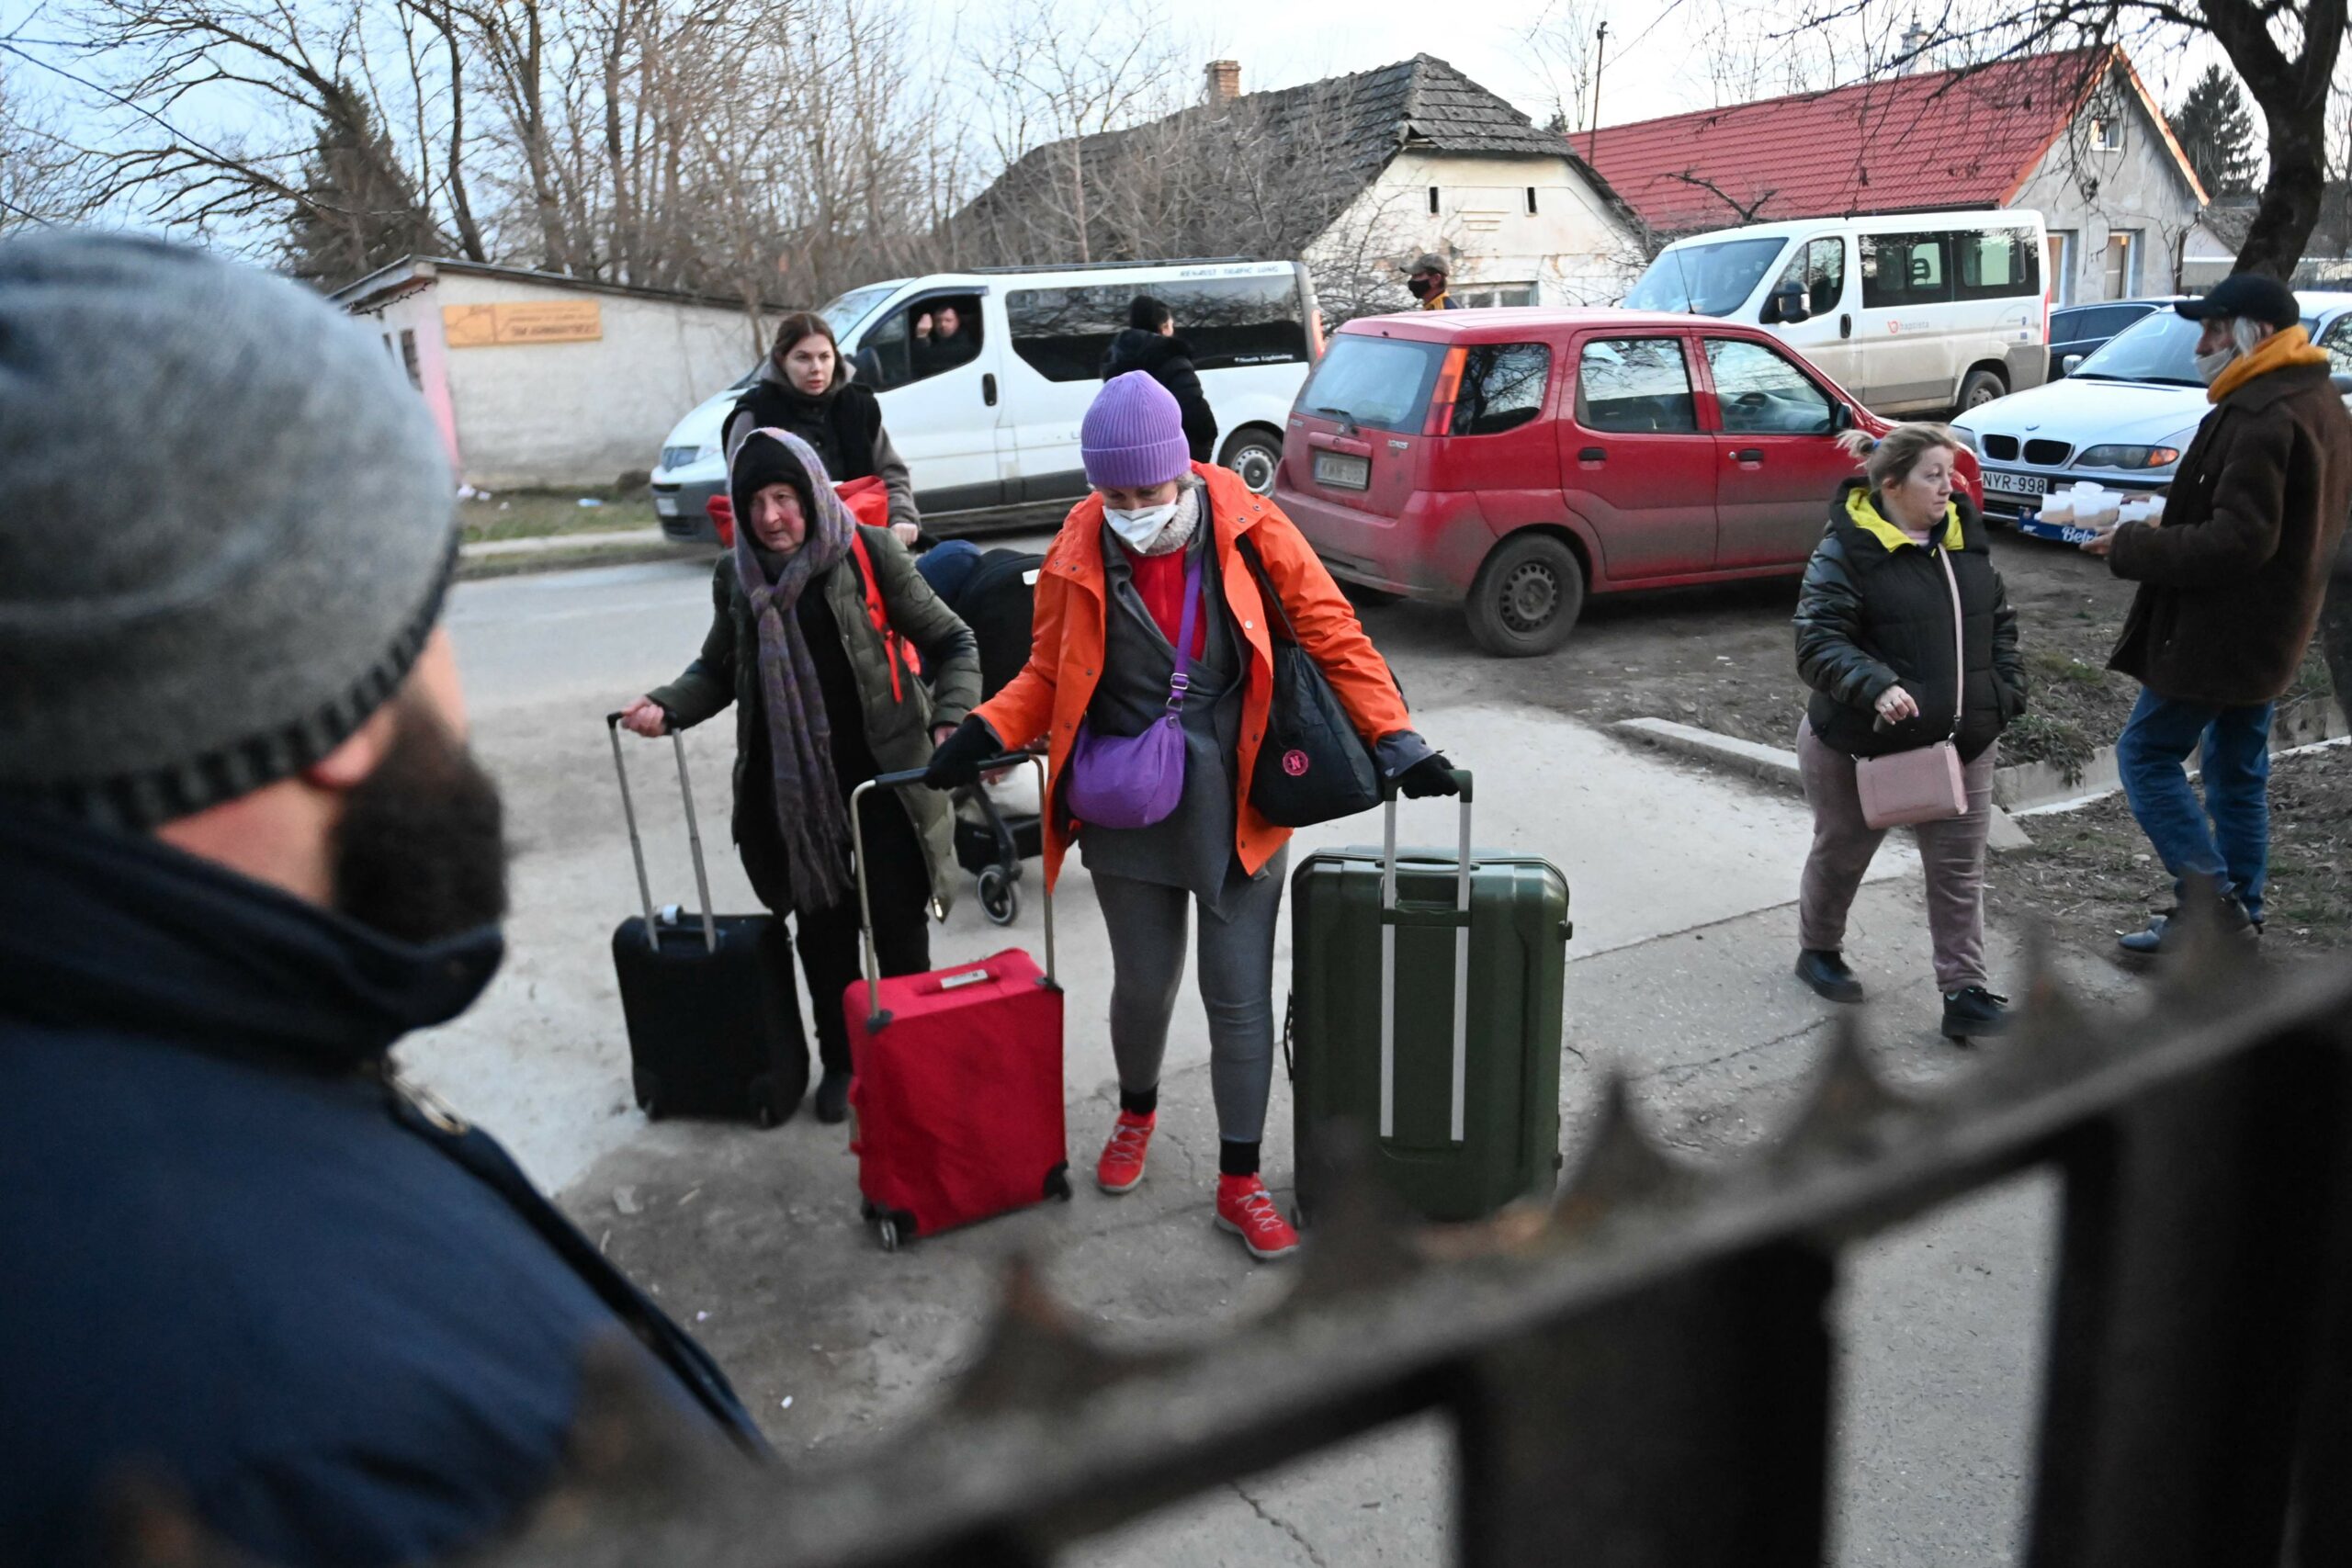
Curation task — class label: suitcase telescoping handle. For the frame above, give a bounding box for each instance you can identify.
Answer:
[850,756,1057,1029]
[1379,769,1475,1145]
[605,712,719,953]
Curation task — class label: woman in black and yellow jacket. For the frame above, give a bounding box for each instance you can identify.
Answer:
[1792,423,2025,1043]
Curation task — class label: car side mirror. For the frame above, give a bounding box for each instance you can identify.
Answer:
[1769,282,1810,325]
[2063,353,2085,374]
[2332,371,2352,395]
[1830,401,1852,433]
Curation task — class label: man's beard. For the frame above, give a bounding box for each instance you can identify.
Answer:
[331,696,509,945]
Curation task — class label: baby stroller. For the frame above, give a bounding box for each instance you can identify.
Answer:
[919,545,1046,926]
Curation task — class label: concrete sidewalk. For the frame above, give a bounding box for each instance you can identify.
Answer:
[413,563,2134,1566]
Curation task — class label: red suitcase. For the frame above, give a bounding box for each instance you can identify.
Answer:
[843,761,1068,1250]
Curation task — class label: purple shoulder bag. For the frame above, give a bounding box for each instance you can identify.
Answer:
[1065,553,1203,830]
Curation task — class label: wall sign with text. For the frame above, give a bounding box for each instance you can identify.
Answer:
[442,300,604,347]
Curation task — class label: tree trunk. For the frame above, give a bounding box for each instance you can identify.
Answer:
[2206,0,2346,276]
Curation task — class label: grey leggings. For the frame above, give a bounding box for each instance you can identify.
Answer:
[1091,848,1288,1144]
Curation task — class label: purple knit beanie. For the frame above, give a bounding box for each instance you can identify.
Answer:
[1081,371,1192,489]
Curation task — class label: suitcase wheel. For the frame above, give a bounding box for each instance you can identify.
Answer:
[633,1070,662,1121]
[1043,1163,1072,1202]
[874,1214,903,1252]
[748,1072,789,1131]
[978,863,1020,926]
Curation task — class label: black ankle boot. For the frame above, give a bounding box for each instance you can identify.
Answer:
[1941,986,2010,1042]
[1794,949,1864,1003]
[813,1067,852,1124]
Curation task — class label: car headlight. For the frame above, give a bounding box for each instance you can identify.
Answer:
[1950,426,1981,453]
[2075,444,2181,470]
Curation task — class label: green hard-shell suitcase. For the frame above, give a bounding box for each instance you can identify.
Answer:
[1287,774,1571,1224]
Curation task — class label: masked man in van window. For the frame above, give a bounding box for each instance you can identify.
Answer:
[2082,273,2352,954]
[1407,253,1458,310]
[0,232,763,1568]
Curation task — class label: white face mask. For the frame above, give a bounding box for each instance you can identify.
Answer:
[1103,499,1180,548]
[2195,345,2238,385]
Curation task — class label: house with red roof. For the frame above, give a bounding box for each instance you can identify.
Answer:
[1583,46,2207,306]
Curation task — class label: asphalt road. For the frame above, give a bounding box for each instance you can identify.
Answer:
[419,548,2144,1566]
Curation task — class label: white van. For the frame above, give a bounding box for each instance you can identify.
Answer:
[1621,209,2049,414]
[650,258,1318,540]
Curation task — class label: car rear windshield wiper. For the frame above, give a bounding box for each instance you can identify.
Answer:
[1308,406,1357,421]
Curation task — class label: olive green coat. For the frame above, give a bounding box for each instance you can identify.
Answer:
[647,528,980,910]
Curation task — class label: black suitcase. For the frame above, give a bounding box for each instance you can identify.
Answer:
[605,714,808,1127]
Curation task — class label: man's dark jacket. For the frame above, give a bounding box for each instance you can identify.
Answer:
[1101,328,1218,462]
[0,813,763,1567]
[1795,482,2025,762]
[2107,360,2352,705]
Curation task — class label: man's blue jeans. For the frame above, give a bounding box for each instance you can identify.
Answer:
[2115,688,2274,925]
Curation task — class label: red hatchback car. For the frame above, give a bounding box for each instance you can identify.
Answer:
[1274,309,1981,656]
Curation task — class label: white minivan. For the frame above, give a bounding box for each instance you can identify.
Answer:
[1621,209,2050,415]
[650,258,1319,540]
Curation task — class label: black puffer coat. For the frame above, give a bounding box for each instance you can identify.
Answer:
[1100,328,1218,462]
[1795,481,2025,762]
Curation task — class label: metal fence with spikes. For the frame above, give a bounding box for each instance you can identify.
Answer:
[110,934,2352,1568]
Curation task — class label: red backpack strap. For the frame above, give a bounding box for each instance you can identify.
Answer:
[845,529,913,703]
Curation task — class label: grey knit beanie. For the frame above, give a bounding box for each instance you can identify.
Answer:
[0,231,458,829]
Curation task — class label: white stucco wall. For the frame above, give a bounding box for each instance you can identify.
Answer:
[344,285,463,473]
[425,273,773,489]
[2010,90,2203,305]
[1306,151,1644,319]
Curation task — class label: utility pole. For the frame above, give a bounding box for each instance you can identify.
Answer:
[1587,21,1609,167]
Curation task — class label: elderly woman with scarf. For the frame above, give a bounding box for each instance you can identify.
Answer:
[923,374,1457,1263]
[620,431,978,1123]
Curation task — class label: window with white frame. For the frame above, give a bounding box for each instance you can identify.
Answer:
[2090,114,2122,152]
[1453,282,1541,309]
[2103,231,2140,299]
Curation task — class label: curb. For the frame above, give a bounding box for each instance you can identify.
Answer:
[460,525,672,558]
[1609,717,2035,853]
[1993,694,2345,813]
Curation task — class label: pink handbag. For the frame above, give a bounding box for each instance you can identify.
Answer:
[1854,549,1971,829]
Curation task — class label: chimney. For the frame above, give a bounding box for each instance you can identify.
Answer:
[1898,22,1931,71]
[1204,60,1241,104]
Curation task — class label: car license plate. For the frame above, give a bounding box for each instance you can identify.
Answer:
[1983,469,2046,496]
[655,495,679,516]
[1313,451,1370,491]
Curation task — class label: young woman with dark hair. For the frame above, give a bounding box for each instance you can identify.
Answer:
[723,312,922,545]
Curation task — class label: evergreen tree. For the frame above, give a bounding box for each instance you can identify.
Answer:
[284,84,443,287]
[2169,63,2259,197]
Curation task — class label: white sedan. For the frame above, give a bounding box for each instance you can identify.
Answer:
[1955,290,2352,543]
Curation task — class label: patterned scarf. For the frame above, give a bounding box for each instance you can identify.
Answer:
[730,430,857,912]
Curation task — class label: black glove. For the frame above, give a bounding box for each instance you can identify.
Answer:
[923,716,1001,790]
[1396,753,1460,798]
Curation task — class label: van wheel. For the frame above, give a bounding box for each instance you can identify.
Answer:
[1218,428,1283,496]
[1466,536,1584,657]
[1957,368,2007,412]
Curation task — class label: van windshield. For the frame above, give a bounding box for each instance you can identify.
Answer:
[819,283,899,342]
[1623,238,1789,317]
[1294,335,1443,433]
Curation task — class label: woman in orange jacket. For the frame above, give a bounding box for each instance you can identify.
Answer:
[925,373,1455,1261]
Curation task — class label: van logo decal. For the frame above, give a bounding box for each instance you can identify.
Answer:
[1389,439,1410,451]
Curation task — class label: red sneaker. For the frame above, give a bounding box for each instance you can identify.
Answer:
[1095,1111,1155,1194]
[1215,1174,1300,1260]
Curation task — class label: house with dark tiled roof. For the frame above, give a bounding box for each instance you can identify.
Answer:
[953,55,1645,319]
[1584,46,2207,305]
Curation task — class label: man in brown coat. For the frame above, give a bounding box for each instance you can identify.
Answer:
[2083,273,2352,954]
